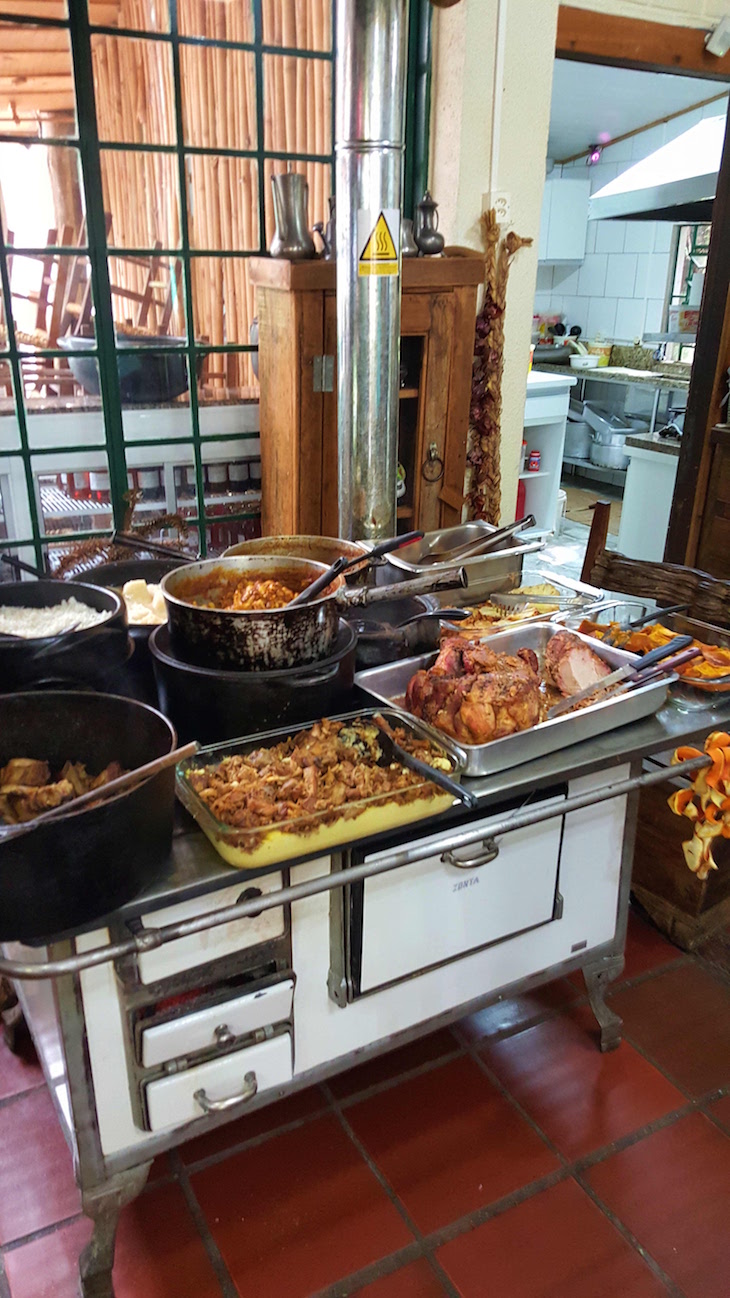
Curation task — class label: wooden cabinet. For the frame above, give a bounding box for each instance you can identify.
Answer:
[695,425,730,578]
[538,177,590,264]
[250,254,483,537]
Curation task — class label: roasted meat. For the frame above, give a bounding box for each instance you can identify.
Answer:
[406,640,541,744]
[0,759,127,825]
[543,630,611,697]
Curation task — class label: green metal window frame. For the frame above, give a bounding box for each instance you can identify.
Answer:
[0,0,431,564]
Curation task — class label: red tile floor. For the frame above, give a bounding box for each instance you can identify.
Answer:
[1,906,730,1298]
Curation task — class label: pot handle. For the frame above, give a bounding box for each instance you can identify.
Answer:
[343,566,468,607]
[291,661,342,686]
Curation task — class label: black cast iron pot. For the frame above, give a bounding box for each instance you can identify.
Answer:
[0,581,129,693]
[0,691,177,943]
[149,619,356,744]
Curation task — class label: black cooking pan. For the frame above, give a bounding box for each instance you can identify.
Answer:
[162,555,467,671]
[0,581,129,693]
[150,619,356,743]
[0,691,177,943]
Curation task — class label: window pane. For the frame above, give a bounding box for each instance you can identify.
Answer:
[180,45,256,151]
[191,256,252,346]
[0,458,27,550]
[91,0,170,35]
[0,21,76,136]
[21,350,101,413]
[7,252,95,344]
[108,254,186,338]
[263,159,330,249]
[0,143,85,254]
[0,365,19,445]
[263,54,331,154]
[177,0,253,42]
[261,0,331,52]
[92,35,175,145]
[186,156,259,250]
[102,149,180,249]
[35,455,114,537]
[1,1,68,17]
[199,350,256,402]
[116,346,191,407]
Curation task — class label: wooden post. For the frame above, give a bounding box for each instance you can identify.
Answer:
[42,114,83,232]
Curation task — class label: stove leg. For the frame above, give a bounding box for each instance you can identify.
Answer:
[78,1163,152,1298]
[583,954,624,1052]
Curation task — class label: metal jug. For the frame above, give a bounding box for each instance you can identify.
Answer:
[414,190,445,256]
[269,173,316,260]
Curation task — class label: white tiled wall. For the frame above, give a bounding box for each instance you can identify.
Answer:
[535,99,727,343]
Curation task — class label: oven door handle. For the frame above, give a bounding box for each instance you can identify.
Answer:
[194,1071,258,1114]
[442,836,500,869]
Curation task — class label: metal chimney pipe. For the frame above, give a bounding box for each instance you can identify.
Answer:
[335,0,409,541]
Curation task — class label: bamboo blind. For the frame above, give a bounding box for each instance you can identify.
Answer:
[91,0,333,397]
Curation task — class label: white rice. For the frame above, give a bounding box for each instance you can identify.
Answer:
[0,597,108,639]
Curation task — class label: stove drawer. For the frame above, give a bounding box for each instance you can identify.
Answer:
[144,1030,293,1132]
[353,798,565,995]
[140,978,294,1068]
[136,874,286,984]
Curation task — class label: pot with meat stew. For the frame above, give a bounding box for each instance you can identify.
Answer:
[162,556,469,672]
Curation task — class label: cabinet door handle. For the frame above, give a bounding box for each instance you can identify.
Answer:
[442,837,500,869]
[194,1071,258,1114]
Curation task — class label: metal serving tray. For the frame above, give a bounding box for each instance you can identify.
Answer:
[385,521,544,607]
[355,623,674,778]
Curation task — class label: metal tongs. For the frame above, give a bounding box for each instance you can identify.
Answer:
[372,714,477,810]
[548,637,699,719]
[416,515,536,567]
[288,531,424,607]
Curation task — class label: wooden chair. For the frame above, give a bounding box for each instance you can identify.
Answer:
[581,502,730,629]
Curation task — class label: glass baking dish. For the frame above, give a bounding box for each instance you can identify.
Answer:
[175,709,463,870]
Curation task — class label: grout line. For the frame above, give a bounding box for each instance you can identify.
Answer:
[176,1092,333,1176]
[2,1212,86,1254]
[459,1034,570,1167]
[571,1169,690,1298]
[309,1242,429,1298]
[168,1149,239,1298]
[0,1083,47,1113]
[0,1251,11,1298]
[335,1046,464,1110]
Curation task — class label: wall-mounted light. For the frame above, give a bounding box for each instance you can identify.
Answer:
[586,144,603,166]
[705,15,730,58]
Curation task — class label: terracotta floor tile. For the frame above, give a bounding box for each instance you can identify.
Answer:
[588,1113,730,1298]
[0,1088,80,1245]
[191,1114,412,1298]
[329,1029,459,1100]
[353,1259,448,1296]
[458,978,579,1045]
[708,1093,730,1134]
[5,1183,223,1298]
[437,1178,668,1298]
[480,1005,684,1159]
[179,1084,327,1165]
[0,1036,44,1102]
[611,963,730,1096]
[621,910,683,981]
[4,1217,90,1298]
[345,1055,558,1235]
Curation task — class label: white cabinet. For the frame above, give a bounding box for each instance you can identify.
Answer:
[522,372,575,531]
[538,177,591,264]
[617,442,680,561]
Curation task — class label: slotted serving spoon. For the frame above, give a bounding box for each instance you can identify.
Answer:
[372,714,476,810]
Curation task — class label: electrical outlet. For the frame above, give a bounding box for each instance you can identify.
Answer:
[484,191,512,225]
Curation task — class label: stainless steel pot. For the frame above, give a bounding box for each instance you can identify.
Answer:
[589,430,630,471]
[564,419,592,460]
[162,556,467,671]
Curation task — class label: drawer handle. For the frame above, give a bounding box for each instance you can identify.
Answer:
[442,837,500,869]
[194,1071,258,1114]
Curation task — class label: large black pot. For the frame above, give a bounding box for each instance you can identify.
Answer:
[58,335,197,404]
[0,691,177,943]
[150,619,356,743]
[0,581,129,693]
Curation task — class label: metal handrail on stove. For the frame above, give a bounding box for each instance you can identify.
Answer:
[0,754,710,982]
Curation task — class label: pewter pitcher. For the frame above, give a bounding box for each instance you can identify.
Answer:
[269,173,316,260]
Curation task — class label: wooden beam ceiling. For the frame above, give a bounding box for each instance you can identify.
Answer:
[556,6,730,82]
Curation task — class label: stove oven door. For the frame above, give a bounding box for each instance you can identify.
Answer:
[338,787,566,1001]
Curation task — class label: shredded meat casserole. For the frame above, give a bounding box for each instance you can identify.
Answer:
[185,718,451,831]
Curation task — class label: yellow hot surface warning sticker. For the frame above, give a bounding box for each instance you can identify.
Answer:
[357,209,400,277]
